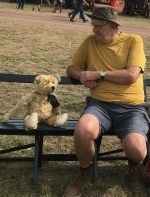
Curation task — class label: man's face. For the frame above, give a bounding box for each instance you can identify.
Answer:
[91,19,113,44]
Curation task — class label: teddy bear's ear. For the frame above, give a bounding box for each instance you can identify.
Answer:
[54,74,61,82]
[34,75,42,84]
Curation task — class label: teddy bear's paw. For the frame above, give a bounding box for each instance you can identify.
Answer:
[54,113,68,127]
[24,121,37,131]
[24,125,37,131]
[24,113,38,131]
[24,121,38,130]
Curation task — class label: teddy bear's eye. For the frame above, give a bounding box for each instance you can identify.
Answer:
[46,81,50,84]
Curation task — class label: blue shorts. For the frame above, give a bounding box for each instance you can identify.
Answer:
[81,97,150,140]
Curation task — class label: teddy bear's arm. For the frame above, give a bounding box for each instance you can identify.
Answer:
[2,94,31,121]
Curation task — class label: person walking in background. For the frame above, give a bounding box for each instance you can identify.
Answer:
[17,0,25,10]
[90,0,95,11]
[68,0,89,22]
[52,0,57,12]
[57,0,63,13]
[64,5,149,197]
[52,0,63,13]
[32,0,41,12]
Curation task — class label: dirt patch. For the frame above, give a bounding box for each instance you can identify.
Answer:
[0,8,150,36]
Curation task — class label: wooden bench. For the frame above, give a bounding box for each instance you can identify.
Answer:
[0,73,150,186]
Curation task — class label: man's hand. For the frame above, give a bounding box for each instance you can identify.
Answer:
[82,80,97,88]
[79,71,99,84]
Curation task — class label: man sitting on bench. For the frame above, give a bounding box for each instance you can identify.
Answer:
[64,5,149,197]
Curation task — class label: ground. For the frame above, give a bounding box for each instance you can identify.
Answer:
[0,7,149,36]
[0,4,150,197]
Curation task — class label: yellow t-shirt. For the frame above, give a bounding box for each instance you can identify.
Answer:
[69,32,146,104]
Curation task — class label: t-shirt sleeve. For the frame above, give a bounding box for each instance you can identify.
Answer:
[68,38,88,71]
[127,35,146,72]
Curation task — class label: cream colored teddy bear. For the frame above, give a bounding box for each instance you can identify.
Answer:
[2,74,68,130]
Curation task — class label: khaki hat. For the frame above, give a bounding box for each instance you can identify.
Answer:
[86,5,120,26]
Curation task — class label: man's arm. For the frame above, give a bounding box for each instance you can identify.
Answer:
[66,66,97,88]
[66,66,81,81]
[67,65,142,85]
[83,0,89,7]
[104,66,142,84]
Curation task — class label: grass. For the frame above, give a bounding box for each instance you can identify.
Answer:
[0,2,150,196]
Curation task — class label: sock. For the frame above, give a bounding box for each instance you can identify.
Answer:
[80,164,92,172]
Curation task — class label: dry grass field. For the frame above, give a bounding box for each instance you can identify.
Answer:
[0,2,150,197]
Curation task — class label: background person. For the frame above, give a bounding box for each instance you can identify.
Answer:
[32,0,41,11]
[90,0,95,11]
[64,5,149,197]
[52,0,63,13]
[17,0,25,9]
[68,0,89,22]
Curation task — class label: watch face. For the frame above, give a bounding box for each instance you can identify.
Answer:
[101,71,106,79]
[101,72,106,77]
[101,72,104,77]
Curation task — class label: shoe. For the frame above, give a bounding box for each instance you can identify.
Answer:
[38,6,41,12]
[70,19,75,22]
[64,166,92,197]
[68,13,71,18]
[83,19,88,23]
[127,160,144,194]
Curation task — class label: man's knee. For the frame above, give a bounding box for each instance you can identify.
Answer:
[75,114,100,140]
[122,132,147,161]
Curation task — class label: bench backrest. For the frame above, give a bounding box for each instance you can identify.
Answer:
[0,73,150,102]
[0,73,80,85]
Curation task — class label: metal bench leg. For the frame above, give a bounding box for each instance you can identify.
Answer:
[33,134,40,186]
[92,135,102,184]
[38,135,44,168]
[92,141,98,184]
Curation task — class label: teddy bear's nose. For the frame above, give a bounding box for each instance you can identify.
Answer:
[52,86,55,91]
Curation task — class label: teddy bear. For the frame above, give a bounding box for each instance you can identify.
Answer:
[2,74,68,131]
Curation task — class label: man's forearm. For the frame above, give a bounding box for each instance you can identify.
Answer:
[66,66,141,85]
[66,66,100,82]
[66,66,81,80]
[105,66,141,85]
[83,0,89,6]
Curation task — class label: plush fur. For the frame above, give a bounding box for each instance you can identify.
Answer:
[2,74,68,130]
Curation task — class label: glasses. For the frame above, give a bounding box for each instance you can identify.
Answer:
[91,23,107,29]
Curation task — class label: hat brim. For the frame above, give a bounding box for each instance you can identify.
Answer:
[86,13,120,26]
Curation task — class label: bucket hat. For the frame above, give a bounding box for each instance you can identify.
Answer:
[86,5,120,26]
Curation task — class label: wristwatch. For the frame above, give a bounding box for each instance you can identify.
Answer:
[100,71,107,80]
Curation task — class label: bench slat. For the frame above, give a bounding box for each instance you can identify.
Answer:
[145,78,150,86]
[1,73,150,85]
[0,119,116,136]
[0,73,81,85]
[0,120,77,136]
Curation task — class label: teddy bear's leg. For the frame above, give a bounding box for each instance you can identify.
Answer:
[1,95,30,122]
[1,101,25,121]
[47,113,68,127]
[24,112,38,131]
